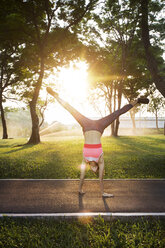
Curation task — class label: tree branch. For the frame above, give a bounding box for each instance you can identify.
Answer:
[66,0,97,30]
[39,96,48,127]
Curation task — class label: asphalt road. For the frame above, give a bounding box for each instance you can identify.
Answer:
[0,179,165,213]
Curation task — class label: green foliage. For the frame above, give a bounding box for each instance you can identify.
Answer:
[83,1,153,123]
[0,217,165,247]
[84,0,164,106]
[0,135,164,179]
[14,0,97,70]
[148,85,165,116]
[0,0,36,107]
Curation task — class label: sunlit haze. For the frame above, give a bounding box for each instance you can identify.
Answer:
[44,61,97,124]
[43,61,154,125]
[58,61,88,100]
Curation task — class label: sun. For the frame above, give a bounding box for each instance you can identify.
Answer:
[57,61,88,101]
[44,61,89,124]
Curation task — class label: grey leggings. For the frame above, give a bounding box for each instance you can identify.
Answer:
[56,96,133,134]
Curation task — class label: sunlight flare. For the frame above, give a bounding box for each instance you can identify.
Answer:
[45,61,89,124]
[57,61,88,101]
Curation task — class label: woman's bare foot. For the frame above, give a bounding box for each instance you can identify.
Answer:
[137,97,149,104]
[46,87,59,97]
[102,193,114,198]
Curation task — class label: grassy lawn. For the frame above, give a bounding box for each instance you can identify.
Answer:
[0,135,164,179]
[0,217,165,248]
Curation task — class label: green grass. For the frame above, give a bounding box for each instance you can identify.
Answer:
[0,217,165,248]
[0,135,165,179]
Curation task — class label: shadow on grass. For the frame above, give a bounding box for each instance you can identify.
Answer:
[115,136,165,153]
[0,143,82,179]
[103,136,165,179]
[0,145,66,179]
[0,142,23,148]
[143,136,165,144]
[4,144,36,154]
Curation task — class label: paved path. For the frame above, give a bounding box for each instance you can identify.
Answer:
[0,179,165,214]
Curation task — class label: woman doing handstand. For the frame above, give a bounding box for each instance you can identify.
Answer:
[46,87,149,197]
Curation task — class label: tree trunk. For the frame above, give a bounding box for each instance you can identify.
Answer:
[114,84,122,136]
[108,84,113,136]
[0,95,8,139]
[155,111,158,130]
[130,109,136,133]
[27,57,44,144]
[111,85,116,137]
[113,41,126,137]
[141,0,165,97]
[28,101,40,144]
[111,122,115,136]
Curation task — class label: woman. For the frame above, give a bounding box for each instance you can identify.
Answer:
[46,87,149,197]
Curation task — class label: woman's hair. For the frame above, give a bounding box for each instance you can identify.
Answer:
[89,161,97,166]
[89,161,99,173]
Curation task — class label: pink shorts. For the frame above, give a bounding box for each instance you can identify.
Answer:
[83,144,103,163]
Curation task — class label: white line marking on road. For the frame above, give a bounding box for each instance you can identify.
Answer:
[0,212,165,218]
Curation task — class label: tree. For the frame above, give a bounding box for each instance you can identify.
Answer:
[14,0,97,144]
[88,58,124,136]
[123,78,149,131]
[0,107,32,138]
[141,0,165,97]
[86,0,164,136]
[148,85,165,129]
[122,36,152,131]
[0,0,29,139]
[0,45,20,139]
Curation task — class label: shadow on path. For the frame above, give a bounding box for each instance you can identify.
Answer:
[102,197,111,212]
[78,194,84,211]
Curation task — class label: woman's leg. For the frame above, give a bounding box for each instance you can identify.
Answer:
[98,154,113,197]
[97,104,133,131]
[98,98,149,132]
[47,87,90,128]
[79,157,86,194]
[97,100,142,132]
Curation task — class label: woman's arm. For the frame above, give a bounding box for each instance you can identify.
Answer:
[79,158,86,194]
[98,154,114,197]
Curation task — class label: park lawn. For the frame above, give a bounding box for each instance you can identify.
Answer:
[0,216,165,248]
[0,135,164,179]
